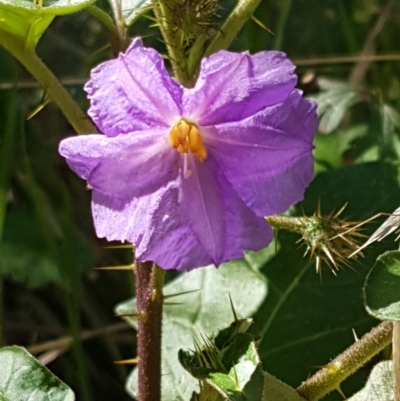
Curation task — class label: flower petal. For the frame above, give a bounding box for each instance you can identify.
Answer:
[85,38,183,136]
[205,90,317,216]
[59,41,317,271]
[91,160,272,270]
[180,155,272,265]
[92,184,213,271]
[59,130,178,199]
[183,49,297,125]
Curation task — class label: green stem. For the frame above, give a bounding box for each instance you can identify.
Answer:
[0,83,17,241]
[297,321,393,401]
[86,5,116,34]
[60,188,93,401]
[0,85,18,347]
[204,0,263,57]
[152,0,190,86]
[266,215,304,232]
[0,31,96,135]
[273,0,292,50]
[135,259,165,401]
[335,0,358,54]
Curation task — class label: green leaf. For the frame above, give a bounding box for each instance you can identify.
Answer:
[0,208,61,288]
[313,124,367,172]
[354,102,400,163]
[205,343,264,401]
[348,361,393,401]
[0,0,97,46]
[380,104,400,160]
[218,345,263,401]
[382,105,400,130]
[115,259,268,401]
[255,162,400,399]
[262,372,307,401]
[364,250,400,321]
[179,318,255,378]
[189,372,307,401]
[308,78,361,134]
[0,52,17,242]
[0,7,54,46]
[0,346,75,401]
[0,204,92,288]
[0,0,96,15]
[121,0,151,26]
[179,317,306,401]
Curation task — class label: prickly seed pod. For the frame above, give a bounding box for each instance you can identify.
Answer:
[266,204,365,275]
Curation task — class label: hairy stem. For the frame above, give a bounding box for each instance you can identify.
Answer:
[204,0,263,56]
[0,31,96,135]
[135,260,165,401]
[152,0,191,86]
[297,321,393,401]
[266,215,304,232]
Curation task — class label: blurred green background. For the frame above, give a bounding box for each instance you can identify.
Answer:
[1,0,400,400]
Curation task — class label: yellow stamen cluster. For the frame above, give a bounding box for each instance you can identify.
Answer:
[168,119,207,162]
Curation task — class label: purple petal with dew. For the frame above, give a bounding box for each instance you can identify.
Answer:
[85,38,183,137]
[180,155,272,266]
[183,50,296,126]
[59,129,178,199]
[91,183,213,271]
[205,90,317,217]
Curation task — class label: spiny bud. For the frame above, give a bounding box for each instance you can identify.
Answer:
[179,318,254,378]
[165,0,219,47]
[266,204,365,275]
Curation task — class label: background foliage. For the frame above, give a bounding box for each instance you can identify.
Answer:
[1,0,400,400]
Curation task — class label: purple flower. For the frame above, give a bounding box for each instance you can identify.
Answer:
[59,38,317,271]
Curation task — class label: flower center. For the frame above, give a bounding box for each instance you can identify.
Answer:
[168,119,207,162]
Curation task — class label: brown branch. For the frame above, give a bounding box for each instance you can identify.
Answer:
[348,0,394,87]
[26,322,130,355]
[135,260,164,401]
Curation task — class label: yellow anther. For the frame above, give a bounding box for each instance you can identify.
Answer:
[168,119,208,162]
[188,125,207,162]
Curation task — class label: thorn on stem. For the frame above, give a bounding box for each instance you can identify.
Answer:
[114,358,138,365]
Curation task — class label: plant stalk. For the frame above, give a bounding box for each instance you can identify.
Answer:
[266,215,304,232]
[86,6,116,34]
[108,0,130,53]
[297,321,393,401]
[0,31,96,135]
[60,188,93,401]
[135,259,165,401]
[152,0,191,86]
[204,0,263,57]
